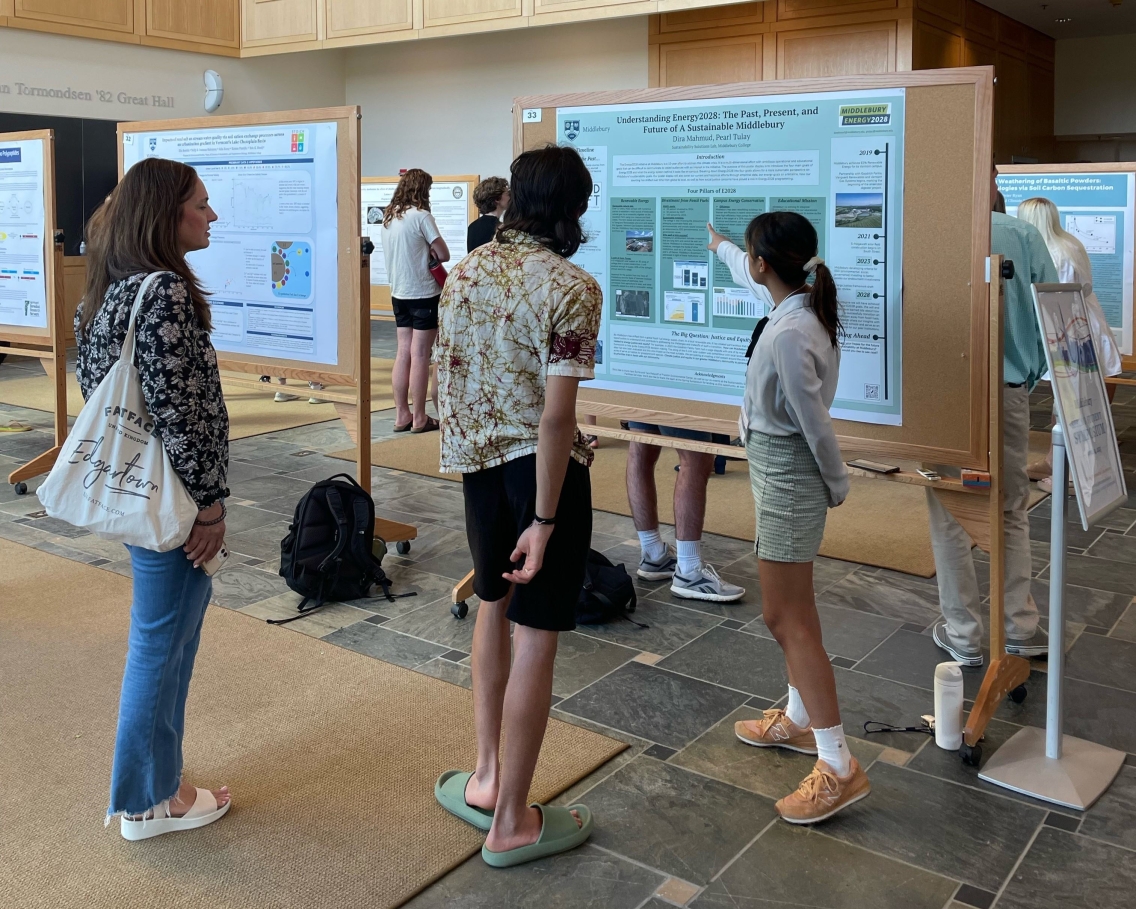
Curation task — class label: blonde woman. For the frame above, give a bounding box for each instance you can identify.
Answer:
[1017,197,1121,491]
[382,169,450,433]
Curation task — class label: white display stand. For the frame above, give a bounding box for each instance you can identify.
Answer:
[979,284,1128,809]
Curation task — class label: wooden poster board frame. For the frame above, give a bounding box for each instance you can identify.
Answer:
[516,67,995,470]
[115,108,389,492]
[1,129,69,491]
[997,161,1136,377]
[496,68,1028,755]
[362,174,480,320]
[114,110,414,552]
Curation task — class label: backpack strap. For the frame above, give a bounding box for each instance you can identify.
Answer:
[319,487,353,573]
[587,587,649,629]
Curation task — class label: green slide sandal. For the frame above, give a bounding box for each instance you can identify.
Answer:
[434,771,494,831]
[481,803,593,868]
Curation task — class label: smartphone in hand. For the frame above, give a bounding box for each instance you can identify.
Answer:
[201,544,230,577]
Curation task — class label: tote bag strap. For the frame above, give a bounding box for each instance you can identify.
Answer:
[119,272,169,366]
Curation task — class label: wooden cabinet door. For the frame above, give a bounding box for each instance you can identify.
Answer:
[913,19,961,70]
[660,37,763,87]
[242,0,318,46]
[777,0,898,19]
[13,0,134,33]
[148,0,239,48]
[326,0,413,37]
[777,21,897,80]
[422,0,522,30]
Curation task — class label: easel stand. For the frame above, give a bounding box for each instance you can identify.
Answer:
[6,238,68,494]
[978,425,1125,808]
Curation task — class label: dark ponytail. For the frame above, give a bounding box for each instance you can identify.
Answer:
[744,211,842,347]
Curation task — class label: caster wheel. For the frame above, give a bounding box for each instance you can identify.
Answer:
[1009,684,1027,704]
[959,742,982,767]
[396,540,410,555]
[14,482,27,496]
[451,601,469,619]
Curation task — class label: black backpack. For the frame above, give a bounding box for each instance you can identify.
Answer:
[273,474,413,625]
[576,550,646,627]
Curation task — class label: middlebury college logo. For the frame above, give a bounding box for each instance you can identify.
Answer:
[148,137,158,155]
[564,120,580,141]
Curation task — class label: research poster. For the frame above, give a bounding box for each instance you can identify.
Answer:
[0,138,49,331]
[123,122,340,365]
[1033,285,1127,526]
[999,170,1135,357]
[362,180,471,286]
[560,88,906,425]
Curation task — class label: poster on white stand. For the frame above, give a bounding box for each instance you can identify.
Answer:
[1032,283,1128,528]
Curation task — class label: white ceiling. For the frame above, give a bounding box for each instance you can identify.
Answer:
[980,0,1136,39]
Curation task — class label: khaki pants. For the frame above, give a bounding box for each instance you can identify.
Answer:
[926,386,1039,652]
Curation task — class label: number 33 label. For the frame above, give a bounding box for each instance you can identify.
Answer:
[522,108,542,123]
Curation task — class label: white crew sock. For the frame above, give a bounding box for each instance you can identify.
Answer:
[637,529,667,562]
[676,539,702,576]
[785,685,810,729]
[813,724,852,776]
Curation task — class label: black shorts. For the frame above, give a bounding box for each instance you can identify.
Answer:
[462,454,591,632]
[391,295,440,331]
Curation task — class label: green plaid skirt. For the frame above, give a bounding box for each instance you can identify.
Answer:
[746,430,830,563]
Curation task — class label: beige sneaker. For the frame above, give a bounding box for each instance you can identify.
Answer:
[735,709,818,755]
[776,757,870,825]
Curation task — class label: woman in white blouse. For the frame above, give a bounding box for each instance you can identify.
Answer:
[708,212,869,825]
[1017,197,1122,492]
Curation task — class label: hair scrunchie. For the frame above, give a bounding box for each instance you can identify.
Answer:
[803,256,825,274]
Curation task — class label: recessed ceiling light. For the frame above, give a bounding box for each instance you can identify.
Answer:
[1055,16,1072,23]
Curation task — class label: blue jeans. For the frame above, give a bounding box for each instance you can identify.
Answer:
[107,545,212,817]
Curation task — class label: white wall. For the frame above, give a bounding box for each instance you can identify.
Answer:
[0,28,346,122]
[1055,34,1136,136]
[346,19,649,181]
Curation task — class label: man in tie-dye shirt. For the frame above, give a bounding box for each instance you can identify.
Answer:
[435,145,601,867]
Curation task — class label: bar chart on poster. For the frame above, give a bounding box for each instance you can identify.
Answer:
[122,122,340,365]
[998,167,1136,358]
[0,138,49,331]
[561,89,906,425]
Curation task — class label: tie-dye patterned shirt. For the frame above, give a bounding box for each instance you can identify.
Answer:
[437,229,602,474]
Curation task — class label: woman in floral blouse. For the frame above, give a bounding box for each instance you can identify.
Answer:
[76,158,232,840]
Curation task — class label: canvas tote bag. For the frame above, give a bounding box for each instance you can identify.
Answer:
[38,273,198,551]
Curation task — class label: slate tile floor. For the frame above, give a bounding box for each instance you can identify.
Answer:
[3,332,1136,907]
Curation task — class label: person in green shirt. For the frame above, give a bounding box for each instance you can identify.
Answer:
[927,166,1058,668]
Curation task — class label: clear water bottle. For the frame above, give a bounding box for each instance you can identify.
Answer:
[934,661,964,751]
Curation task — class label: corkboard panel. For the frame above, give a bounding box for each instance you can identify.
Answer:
[516,68,994,468]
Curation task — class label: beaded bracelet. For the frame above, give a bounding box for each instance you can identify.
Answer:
[194,502,227,527]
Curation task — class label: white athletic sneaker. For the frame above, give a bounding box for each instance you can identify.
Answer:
[638,547,677,581]
[670,564,745,603]
[274,391,299,402]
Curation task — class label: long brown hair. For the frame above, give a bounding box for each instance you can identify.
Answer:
[745,211,843,348]
[382,169,432,226]
[79,158,211,335]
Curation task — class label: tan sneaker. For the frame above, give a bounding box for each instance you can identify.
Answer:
[735,709,818,755]
[776,757,871,825]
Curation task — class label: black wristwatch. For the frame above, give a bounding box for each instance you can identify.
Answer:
[533,514,556,526]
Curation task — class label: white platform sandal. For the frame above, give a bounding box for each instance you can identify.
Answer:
[120,788,231,841]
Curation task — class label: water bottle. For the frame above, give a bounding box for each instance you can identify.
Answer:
[934,661,964,750]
